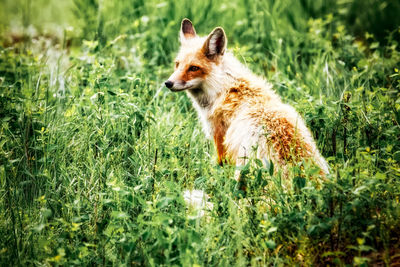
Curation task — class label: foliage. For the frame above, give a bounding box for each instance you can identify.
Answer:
[0,0,400,265]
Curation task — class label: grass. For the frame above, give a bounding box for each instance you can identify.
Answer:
[1,0,400,265]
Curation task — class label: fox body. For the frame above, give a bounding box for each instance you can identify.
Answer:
[165,19,329,178]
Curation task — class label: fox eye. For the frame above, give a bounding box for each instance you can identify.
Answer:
[175,62,179,68]
[188,65,200,72]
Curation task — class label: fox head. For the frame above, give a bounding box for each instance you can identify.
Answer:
[165,19,227,92]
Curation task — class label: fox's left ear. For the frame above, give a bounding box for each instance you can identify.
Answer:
[202,27,227,60]
[180,18,196,41]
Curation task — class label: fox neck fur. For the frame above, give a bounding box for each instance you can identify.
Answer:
[186,50,280,138]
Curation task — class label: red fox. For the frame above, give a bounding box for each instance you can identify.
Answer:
[165,19,329,179]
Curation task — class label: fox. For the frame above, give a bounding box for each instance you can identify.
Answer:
[165,19,329,181]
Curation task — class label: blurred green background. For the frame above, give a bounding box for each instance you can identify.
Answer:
[1,0,400,266]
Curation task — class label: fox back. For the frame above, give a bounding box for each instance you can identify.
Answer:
[165,19,329,177]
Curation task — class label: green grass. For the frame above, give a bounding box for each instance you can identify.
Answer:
[1,0,400,265]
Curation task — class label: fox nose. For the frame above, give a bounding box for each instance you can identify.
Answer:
[165,80,174,89]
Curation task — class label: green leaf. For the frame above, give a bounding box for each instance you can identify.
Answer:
[393,151,400,162]
[111,211,129,219]
[265,240,276,249]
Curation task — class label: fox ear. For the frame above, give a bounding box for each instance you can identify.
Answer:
[203,27,226,60]
[180,18,196,40]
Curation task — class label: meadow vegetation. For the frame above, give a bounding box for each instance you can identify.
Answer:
[1,0,400,265]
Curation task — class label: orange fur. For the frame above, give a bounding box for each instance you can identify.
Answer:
[213,122,227,165]
[176,50,213,83]
[210,79,312,167]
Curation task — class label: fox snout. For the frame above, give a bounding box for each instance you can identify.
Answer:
[164,79,186,91]
[165,80,174,89]
[164,74,192,91]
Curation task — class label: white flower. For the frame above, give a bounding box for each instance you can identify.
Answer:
[183,189,213,219]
